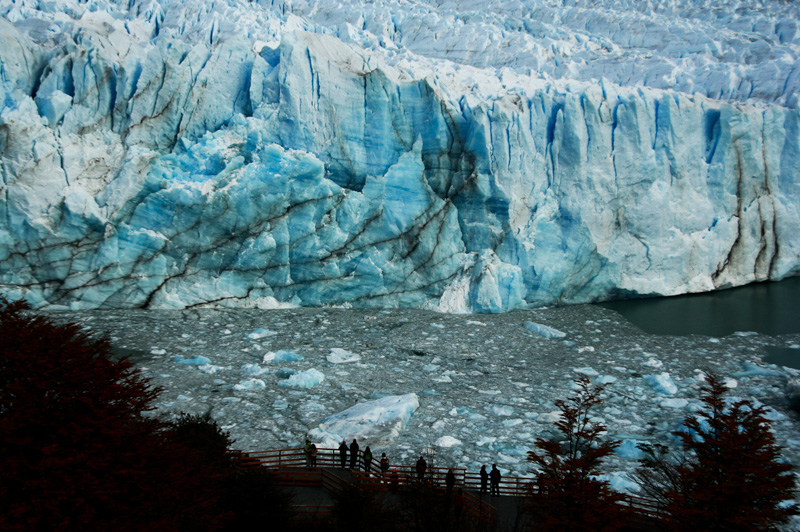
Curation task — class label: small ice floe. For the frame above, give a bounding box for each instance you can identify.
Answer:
[276,368,297,379]
[241,363,268,377]
[327,348,361,364]
[597,375,617,385]
[278,369,325,388]
[731,362,784,378]
[644,373,678,395]
[436,436,462,447]
[198,365,224,375]
[246,328,276,340]
[708,338,721,344]
[733,331,758,337]
[574,367,599,376]
[173,355,211,366]
[308,393,420,446]
[660,398,689,409]
[523,321,566,338]
[466,320,487,326]
[577,346,595,353]
[263,350,303,363]
[234,378,266,391]
[150,348,167,355]
[538,411,563,423]
[616,440,647,460]
[598,473,640,494]
[644,358,663,368]
[491,405,514,416]
[431,323,445,329]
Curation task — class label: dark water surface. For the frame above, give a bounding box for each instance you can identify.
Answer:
[598,276,800,337]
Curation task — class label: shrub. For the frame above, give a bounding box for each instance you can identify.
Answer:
[640,373,798,530]
[526,376,626,530]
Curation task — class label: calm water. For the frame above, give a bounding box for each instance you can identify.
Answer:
[599,276,800,368]
[599,276,800,337]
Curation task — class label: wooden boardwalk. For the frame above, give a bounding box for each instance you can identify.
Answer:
[240,446,665,529]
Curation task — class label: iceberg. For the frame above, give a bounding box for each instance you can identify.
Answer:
[1,0,799,312]
[308,393,420,447]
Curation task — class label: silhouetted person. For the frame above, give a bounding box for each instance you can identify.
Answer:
[304,439,311,466]
[416,456,427,480]
[480,464,489,495]
[363,445,373,472]
[445,468,455,493]
[380,452,390,478]
[339,440,348,469]
[490,464,501,496]
[349,439,359,470]
[309,443,317,467]
[390,468,399,492]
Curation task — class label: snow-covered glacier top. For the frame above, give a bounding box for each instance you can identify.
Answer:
[5,0,799,106]
[1,0,799,311]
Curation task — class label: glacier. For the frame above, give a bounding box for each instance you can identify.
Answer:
[1,0,799,312]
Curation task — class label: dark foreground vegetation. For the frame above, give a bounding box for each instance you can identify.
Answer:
[1,297,797,531]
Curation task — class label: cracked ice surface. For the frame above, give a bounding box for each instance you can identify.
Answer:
[46,304,800,490]
[1,0,800,312]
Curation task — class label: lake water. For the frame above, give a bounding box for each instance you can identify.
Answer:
[599,276,800,368]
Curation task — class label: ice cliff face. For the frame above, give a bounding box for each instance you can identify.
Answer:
[1,0,799,311]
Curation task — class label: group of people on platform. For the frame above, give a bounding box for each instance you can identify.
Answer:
[304,439,504,496]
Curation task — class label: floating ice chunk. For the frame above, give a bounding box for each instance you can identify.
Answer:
[538,411,563,423]
[724,378,738,389]
[733,331,758,337]
[278,368,325,388]
[173,355,211,365]
[327,348,361,364]
[234,378,266,391]
[524,321,566,338]
[241,363,268,377]
[466,320,486,326]
[645,373,678,395]
[491,405,514,416]
[431,323,445,329]
[422,364,440,372]
[644,358,663,368]
[449,407,471,416]
[263,350,304,363]
[577,346,595,353]
[436,436,463,447]
[708,338,721,344]
[599,473,640,494]
[150,348,167,355]
[198,365,224,374]
[476,436,496,446]
[276,368,297,379]
[731,362,784,378]
[272,399,289,410]
[574,367,599,376]
[308,393,420,446]
[246,328,276,340]
[660,398,689,409]
[597,375,618,385]
[502,419,523,427]
[616,440,647,460]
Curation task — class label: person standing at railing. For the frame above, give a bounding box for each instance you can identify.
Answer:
[379,452,390,480]
[338,440,348,469]
[363,445,373,473]
[304,439,312,467]
[349,439,359,470]
[479,465,489,495]
[490,464,501,496]
[415,455,427,480]
[309,443,318,467]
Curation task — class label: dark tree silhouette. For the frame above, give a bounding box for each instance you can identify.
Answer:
[646,373,798,531]
[0,297,289,531]
[526,376,626,531]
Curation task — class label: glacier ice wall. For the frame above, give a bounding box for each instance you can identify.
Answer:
[1,0,799,312]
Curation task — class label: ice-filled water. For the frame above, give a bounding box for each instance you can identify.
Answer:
[46,303,800,491]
